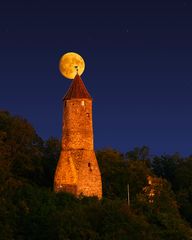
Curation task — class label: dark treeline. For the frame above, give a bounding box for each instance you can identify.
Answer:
[0,111,192,240]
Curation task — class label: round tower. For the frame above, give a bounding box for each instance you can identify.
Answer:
[54,74,102,199]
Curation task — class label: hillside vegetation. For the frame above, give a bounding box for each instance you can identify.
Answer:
[0,111,192,240]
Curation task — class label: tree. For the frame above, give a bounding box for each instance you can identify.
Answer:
[152,153,182,186]
[125,146,150,162]
[0,111,45,188]
[135,177,192,239]
[174,157,192,224]
[96,149,152,200]
[43,137,61,187]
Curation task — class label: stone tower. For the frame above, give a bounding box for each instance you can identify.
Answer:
[54,74,102,199]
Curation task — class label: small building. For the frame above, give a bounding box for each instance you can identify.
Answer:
[143,176,162,203]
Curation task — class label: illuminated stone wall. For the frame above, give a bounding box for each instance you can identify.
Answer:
[54,98,102,199]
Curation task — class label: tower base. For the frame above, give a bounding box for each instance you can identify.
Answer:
[54,149,102,199]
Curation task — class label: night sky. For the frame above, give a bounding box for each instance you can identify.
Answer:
[1,0,192,156]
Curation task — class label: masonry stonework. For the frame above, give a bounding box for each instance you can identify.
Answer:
[54,75,102,199]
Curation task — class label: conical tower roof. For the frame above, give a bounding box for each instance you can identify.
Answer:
[63,74,92,100]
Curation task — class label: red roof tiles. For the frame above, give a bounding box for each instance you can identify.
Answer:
[63,74,92,100]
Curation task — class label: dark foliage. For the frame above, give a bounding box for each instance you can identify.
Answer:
[0,111,192,239]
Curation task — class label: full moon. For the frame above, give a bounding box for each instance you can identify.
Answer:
[59,52,85,79]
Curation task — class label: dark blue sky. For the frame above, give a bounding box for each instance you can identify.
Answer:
[1,0,192,156]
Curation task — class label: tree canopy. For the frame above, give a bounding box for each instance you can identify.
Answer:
[0,111,192,239]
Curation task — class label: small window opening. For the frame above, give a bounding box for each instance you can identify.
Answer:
[86,113,90,118]
[81,100,85,106]
[88,162,93,171]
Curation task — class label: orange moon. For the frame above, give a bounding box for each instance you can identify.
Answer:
[59,52,85,79]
